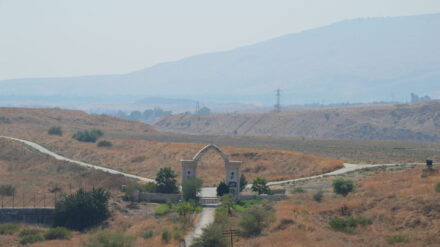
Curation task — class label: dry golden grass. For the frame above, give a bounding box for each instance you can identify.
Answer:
[0,108,342,186]
[237,167,440,247]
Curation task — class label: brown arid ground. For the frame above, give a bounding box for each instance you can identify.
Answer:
[0,138,191,247]
[155,102,440,142]
[236,166,440,247]
[0,108,343,186]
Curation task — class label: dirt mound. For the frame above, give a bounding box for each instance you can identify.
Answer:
[155,102,440,142]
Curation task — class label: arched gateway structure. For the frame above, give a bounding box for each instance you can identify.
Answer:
[181,144,242,199]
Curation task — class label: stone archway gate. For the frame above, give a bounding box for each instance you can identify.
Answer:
[181,144,242,199]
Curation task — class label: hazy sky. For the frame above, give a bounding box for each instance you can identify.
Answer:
[1,0,440,80]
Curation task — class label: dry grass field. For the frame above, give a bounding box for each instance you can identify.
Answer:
[0,138,188,247]
[236,166,440,247]
[155,102,440,142]
[0,108,343,185]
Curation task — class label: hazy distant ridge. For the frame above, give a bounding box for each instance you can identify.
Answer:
[1,14,440,104]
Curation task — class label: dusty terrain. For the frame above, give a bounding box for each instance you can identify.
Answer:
[155,102,440,142]
[237,166,440,247]
[0,138,188,247]
[0,108,343,186]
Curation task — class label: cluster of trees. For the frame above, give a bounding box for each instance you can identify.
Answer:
[72,129,103,143]
[115,107,172,123]
[48,126,62,136]
[216,174,247,196]
[53,188,110,231]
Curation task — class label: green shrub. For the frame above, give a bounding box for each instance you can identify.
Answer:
[0,184,15,196]
[191,223,227,247]
[20,234,44,245]
[332,178,355,196]
[142,230,153,239]
[421,173,428,178]
[239,205,274,237]
[216,181,229,196]
[97,140,112,147]
[435,182,440,192]
[0,223,19,235]
[142,182,157,193]
[72,129,103,143]
[44,227,71,240]
[313,190,324,202]
[251,177,271,195]
[240,174,248,192]
[386,234,410,244]
[173,229,184,240]
[53,188,110,231]
[155,167,179,194]
[48,126,63,136]
[85,231,135,247]
[161,229,171,243]
[154,204,171,217]
[19,229,44,245]
[291,187,305,193]
[124,183,141,202]
[329,216,371,233]
[182,177,202,201]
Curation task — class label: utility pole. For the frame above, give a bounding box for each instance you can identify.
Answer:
[222,228,239,247]
[274,88,281,113]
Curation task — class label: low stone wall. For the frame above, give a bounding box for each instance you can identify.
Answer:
[138,192,182,203]
[240,194,287,201]
[0,208,54,225]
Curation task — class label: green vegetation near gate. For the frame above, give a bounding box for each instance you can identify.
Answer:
[85,231,135,247]
[216,180,229,196]
[182,177,202,201]
[251,177,271,195]
[54,188,110,231]
[239,204,275,237]
[19,229,44,245]
[44,227,72,240]
[385,234,410,244]
[0,223,19,235]
[97,140,112,147]
[239,174,248,192]
[0,184,15,196]
[72,129,103,143]
[332,178,355,196]
[191,223,228,247]
[155,167,179,194]
[48,126,62,136]
[329,216,371,233]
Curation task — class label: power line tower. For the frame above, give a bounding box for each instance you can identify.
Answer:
[274,88,281,113]
[195,101,200,115]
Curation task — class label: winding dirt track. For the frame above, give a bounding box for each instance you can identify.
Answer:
[0,136,428,246]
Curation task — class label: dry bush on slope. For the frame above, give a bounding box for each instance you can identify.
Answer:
[237,167,440,247]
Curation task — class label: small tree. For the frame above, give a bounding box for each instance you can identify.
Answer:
[192,223,227,247]
[48,126,62,136]
[0,184,15,196]
[251,177,271,195]
[239,174,248,192]
[182,177,202,201]
[216,181,229,196]
[332,178,355,196]
[53,188,110,231]
[155,168,179,194]
[239,205,274,237]
[97,140,112,147]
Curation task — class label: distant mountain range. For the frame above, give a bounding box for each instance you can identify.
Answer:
[1,13,440,105]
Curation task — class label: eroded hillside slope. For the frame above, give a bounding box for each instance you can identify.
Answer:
[155,103,440,141]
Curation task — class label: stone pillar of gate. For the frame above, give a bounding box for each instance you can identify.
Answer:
[225,161,242,200]
[181,160,197,182]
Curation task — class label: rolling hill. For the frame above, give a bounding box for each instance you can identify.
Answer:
[154,102,440,142]
[1,13,440,104]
